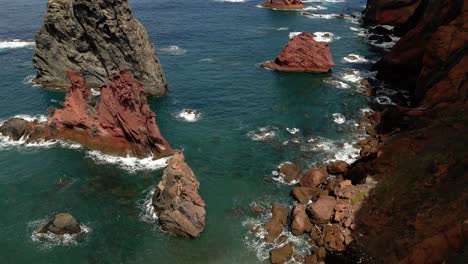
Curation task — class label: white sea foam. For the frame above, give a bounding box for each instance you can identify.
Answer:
[288,32,302,39]
[273,27,289,31]
[332,113,346,124]
[271,162,299,185]
[29,217,91,250]
[343,54,368,63]
[22,75,35,84]
[176,109,202,122]
[303,5,328,11]
[199,58,214,62]
[369,35,400,50]
[341,70,363,83]
[86,151,170,172]
[313,32,338,42]
[302,136,360,164]
[0,39,35,50]
[323,79,350,89]
[374,96,395,105]
[138,187,158,223]
[159,46,187,55]
[12,114,47,123]
[247,127,277,142]
[286,128,300,135]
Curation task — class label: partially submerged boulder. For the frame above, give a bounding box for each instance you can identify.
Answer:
[33,0,168,96]
[264,204,289,242]
[270,242,295,264]
[276,163,301,183]
[37,213,81,235]
[261,32,334,73]
[152,152,206,238]
[261,0,304,10]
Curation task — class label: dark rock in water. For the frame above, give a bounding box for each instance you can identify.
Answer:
[152,152,206,238]
[270,242,294,264]
[37,213,81,235]
[264,204,289,243]
[33,0,168,96]
[0,118,34,140]
[261,32,334,73]
[261,0,304,10]
[369,26,394,35]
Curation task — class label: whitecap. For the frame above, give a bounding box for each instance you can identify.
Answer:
[332,113,346,124]
[303,5,328,11]
[22,75,35,84]
[286,128,300,135]
[199,58,214,62]
[288,32,302,39]
[341,70,363,83]
[159,46,187,56]
[176,109,202,122]
[12,114,47,123]
[274,27,289,31]
[85,151,170,172]
[247,127,277,142]
[313,31,337,42]
[137,187,158,223]
[323,79,350,89]
[343,54,368,63]
[271,162,299,185]
[0,39,35,50]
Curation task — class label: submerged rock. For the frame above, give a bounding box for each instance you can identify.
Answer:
[261,0,304,10]
[0,69,173,159]
[261,32,334,73]
[37,213,81,235]
[270,242,294,264]
[152,152,206,238]
[33,0,168,96]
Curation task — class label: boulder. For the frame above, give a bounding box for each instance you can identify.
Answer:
[322,224,347,252]
[277,163,301,183]
[270,242,294,264]
[152,152,206,238]
[0,118,34,140]
[261,0,304,10]
[290,205,312,236]
[307,196,336,223]
[299,168,326,188]
[37,213,81,235]
[327,161,349,175]
[292,187,321,204]
[264,204,289,242]
[346,163,368,185]
[33,0,168,96]
[261,32,334,73]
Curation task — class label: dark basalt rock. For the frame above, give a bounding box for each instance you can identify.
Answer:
[33,0,168,96]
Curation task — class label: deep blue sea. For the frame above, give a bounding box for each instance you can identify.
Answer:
[0,0,382,263]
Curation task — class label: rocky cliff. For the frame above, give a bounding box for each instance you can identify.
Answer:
[33,0,168,96]
[0,69,173,159]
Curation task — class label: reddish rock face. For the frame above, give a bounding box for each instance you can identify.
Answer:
[48,69,173,158]
[261,0,304,10]
[291,204,312,236]
[261,32,334,73]
[364,0,423,26]
[300,168,327,188]
[264,204,289,242]
[307,195,336,223]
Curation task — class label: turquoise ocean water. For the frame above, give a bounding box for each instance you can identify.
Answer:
[0,0,383,263]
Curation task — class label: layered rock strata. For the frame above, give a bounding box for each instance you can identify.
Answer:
[33,0,168,96]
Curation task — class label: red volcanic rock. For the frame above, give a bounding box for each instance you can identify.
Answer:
[364,0,423,26]
[261,0,304,10]
[47,68,173,158]
[261,32,334,73]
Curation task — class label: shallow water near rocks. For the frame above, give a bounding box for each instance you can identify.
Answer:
[0,0,379,263]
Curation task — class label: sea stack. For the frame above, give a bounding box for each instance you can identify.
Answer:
[152,152,206,238]
[33,0,168,96]
[0,69,173,159]
[261,0,305,10]
[261,32,334,73]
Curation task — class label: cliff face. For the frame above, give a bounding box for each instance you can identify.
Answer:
[348,0,468,262]
[33,0,168,96]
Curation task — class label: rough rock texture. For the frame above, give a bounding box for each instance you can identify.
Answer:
[33,0,168,96]
[307,196,336,224]
[270,242,295,264]
[261,32,334,73]
[277,163,301,183]
[152,152,206,238]
[327,160,349,175]
[364,0,424,26]
[290,204,312,236]
[0,69,173,159]
[264,204,289,242]
[261,0,304,10]
[299,168,327,188]
[37,213,81,235]
[292,187,320,204]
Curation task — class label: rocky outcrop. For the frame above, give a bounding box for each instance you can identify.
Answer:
[276,163,301,183]
[261,32,334,73]
[364,0,424,26]
[0,69,173,159]
[37,213,81,235]
[270,242,294,264]
[152,152,206,238]
[261,0,304,10]
[33,0,168,96]
[290,205,312,236]
[264,204,289,242]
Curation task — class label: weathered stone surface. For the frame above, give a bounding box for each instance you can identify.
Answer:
[299,168,326,188]
[0,118,35,140]
[264,204,289,242]
[290,204,312,236]
[152,152,206,238]
[37,213,81,235]
[261,0,304,10]
[292,187,320,204]
[261,32,334,73]
[33,0,168,96]
[327,160,349,175]
[270,242,294,264]
[307,196,336,223]
[277,163,301,183]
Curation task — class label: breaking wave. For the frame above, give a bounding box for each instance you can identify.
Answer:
[0,39,35,50]
[159,46,187,55]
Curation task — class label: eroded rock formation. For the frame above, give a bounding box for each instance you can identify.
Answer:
[261,0,304,10]
[261,32,334,73]
[0,69,173,159]
[152,152,206,238]
[37,213,81,235]
[33,0,168,96]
